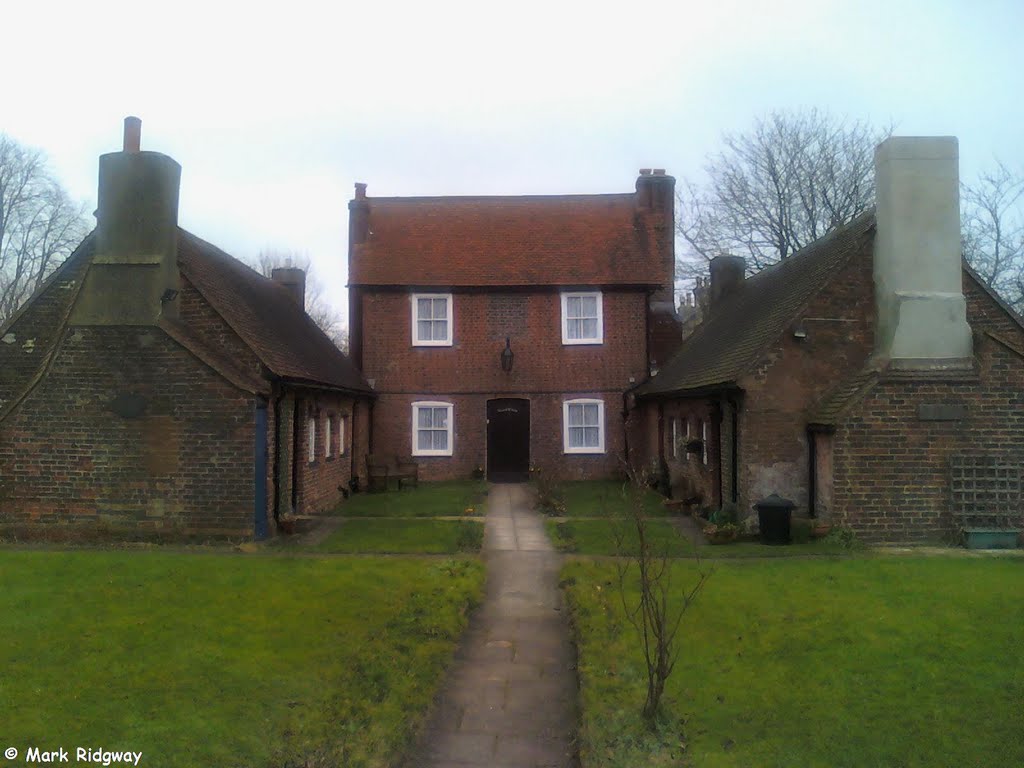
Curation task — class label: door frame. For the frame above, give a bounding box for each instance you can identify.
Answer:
[485,396,531,483]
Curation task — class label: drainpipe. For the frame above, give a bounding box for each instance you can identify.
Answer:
[291,396,301,514]
[730,398,739,503]
[349,399,358,491]
[272,385,286,521]
[368,397,375,454]
[621,391,631,469]
[807,427,817,519]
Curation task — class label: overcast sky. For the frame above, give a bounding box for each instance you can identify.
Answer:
[2,0,1022,322]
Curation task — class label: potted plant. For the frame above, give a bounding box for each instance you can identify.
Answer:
[704,522,739,544]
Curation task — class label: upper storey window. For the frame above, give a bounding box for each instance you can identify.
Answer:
[412,293,453,346]
[561,292,603,345]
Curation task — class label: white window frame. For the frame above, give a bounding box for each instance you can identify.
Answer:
[671,417,680,458]
[339,416,347,455]
[307,416,316,463]
[411,293,454,346]
[325,415,333,458]
[686,419,693,461]
[560,291,603,345]
[412,401,454,457]
[562,398,606,454]
[702,419,709,465]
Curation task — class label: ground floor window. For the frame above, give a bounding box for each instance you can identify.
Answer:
[412,401,454,456]
[325,415,333,458]
[339,415,347,455]
[307,416,316,463]
[563,398,605,454]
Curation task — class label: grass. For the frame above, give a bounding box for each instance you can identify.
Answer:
[547,518,691,556]
[562,557,1024,767]
[0,550,484,768]
[336,480,487,517]
[553,480,670,518]
[317,518,484,554]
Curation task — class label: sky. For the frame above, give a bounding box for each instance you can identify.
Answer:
[2,0,1022,323]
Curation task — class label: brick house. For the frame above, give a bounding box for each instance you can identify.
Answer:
[0,119,372,540]
[631,136,1024,542]
[348,171,681,482]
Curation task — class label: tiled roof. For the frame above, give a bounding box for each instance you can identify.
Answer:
[177,230,372,394]
[635,211,877,397]
[349,194,667,287]
[807,368,880,426]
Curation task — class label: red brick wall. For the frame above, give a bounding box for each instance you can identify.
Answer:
[830,276,1024,541]
[360,289,647,481]
[370,392,627,482]
[0,326,257,539]
[293,390,359,513]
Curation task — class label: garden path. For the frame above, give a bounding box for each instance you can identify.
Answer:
[409,482,578,768]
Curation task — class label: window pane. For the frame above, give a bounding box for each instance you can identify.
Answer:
[433,319,448,340]
[432,298,447,319]
[568,405,583,427]
[433,407,449,429]
[584,426,600,447]
[583,404,599,426]
[418,319,434,340]
[580,296,597,317]
[433,429,449,451]
[569,426,584,448]
[417,298,432,319]
[581,318,598,339]
[417,429,432,451]
[417,408,432,428]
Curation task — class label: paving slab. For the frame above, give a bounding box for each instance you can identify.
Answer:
[406,483,578,768]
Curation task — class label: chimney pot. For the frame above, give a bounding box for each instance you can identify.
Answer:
[639,168,652,176]
[354,182,367,200]
[652,168,666,176]
[123,116,142,153]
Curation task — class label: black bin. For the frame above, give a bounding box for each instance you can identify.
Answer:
[754,494,795,545]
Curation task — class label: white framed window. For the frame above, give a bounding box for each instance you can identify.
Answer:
[702,419,709,465]
[671,417,680,458]
[412,293,453,346]
[339,416,347,455]
[307,416,316,463]
[563,398,605,454]
[325,415,333,458]
[412,401,454,456]
[686,419,693,461]
[561,291,603,345]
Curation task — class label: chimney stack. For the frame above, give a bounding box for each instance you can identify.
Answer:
[349,182,369,246]
[709,255,746,309]
[72,117,182,325]
[873,136,972,368]
[272,267,306,310]
[635,168,674,212]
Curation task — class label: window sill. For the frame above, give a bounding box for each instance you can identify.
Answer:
[561,339,603,346]
[563,449,606,455]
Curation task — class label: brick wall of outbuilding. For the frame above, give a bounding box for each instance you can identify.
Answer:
[0,325,257,539]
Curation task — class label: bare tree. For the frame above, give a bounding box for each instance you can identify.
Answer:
[252,249,348,351]
[614,469,712,726]
[0,135,89,325]
[962,162,1024,312]
[678,109,890,281]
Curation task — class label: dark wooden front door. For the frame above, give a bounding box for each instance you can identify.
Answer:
[487,398,530,482]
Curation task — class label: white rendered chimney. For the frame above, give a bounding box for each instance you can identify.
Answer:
[873,136,972,368]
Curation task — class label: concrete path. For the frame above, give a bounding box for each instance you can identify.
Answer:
[409,483,578,768]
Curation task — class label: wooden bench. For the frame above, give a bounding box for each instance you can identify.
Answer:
[366,454,419,492]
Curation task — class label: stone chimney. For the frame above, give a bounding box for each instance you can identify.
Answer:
[873,137,972,368]
[637,169,682,372]
[709,255,746,309]
[272,267,306,310]
[72,117,182,325]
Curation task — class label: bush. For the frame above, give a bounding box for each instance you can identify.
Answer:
[532,466,566,516]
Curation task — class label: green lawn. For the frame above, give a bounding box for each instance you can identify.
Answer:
[0,550,484,768]
[563,557,1024,767]
[336,481,487,517]
[547,518,691,556]
[552,479,670,517]
[317,518,484,554]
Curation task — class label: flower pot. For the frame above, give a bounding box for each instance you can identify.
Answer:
[963,528,1020,550]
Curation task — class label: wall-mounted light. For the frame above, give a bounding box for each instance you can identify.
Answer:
[792,323,808,341]
[160,288,179,304]
[500,337,514,372]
